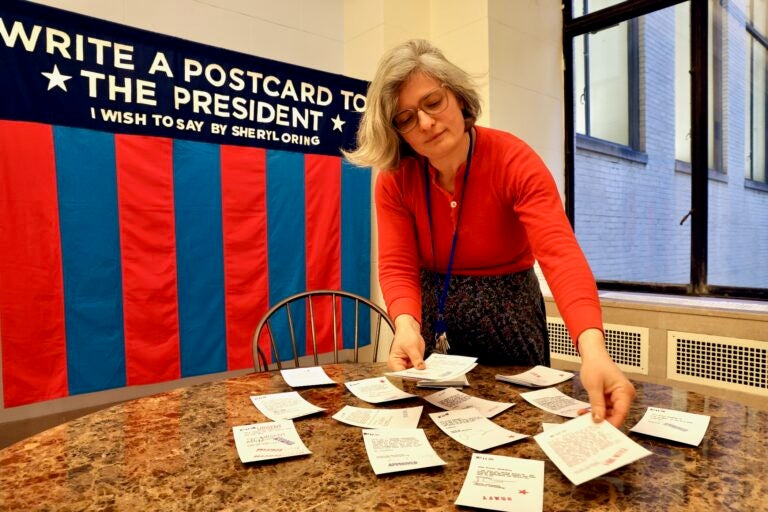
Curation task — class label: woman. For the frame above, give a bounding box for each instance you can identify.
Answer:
[344,39,635,428]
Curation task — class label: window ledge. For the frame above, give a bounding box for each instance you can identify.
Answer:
[597,290,768,319]
[674,160,728,183]
[745,178,768,193]
[575,134,648,164]
[543,288,768,315]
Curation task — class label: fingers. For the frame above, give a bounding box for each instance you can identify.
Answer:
[405,346,425,370]
[581,382,635,427]
[579,352,636,428]
[604,385,635,428]
[387,353,408,371]
[387,318,426,371]
[586,391,607,423]
[387,347,425,371]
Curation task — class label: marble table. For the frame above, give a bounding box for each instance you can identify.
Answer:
[1,363,767,511]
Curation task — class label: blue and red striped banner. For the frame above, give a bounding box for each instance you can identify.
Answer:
[0,120,371,407]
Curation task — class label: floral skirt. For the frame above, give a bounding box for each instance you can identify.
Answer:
[420,267,550,366]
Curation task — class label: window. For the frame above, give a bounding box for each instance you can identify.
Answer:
[573,0,638,148]
[748,2,768,184]
[674,1,722,171]
[565,0,768,298]
[571,3,688,285]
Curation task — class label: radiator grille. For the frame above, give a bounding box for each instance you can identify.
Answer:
[548,317,648,374]
[667,331,768,394]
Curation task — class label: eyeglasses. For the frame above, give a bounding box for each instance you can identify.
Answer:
[392,86,450,133]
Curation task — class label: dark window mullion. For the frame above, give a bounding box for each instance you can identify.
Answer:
[764,51,768,182]
[712,1,723,172]
[690,0,709,294]
[584,33,591,137]
[762,57,768,183]
[563,0,576,224]
[628,18,640,150]
[747,23,768,183]
[747,23,768,49]
[564,0,686,38]
[749,36,755,181]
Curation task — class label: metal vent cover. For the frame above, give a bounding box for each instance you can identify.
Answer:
[547,317,649,374]
[667,331,768,395]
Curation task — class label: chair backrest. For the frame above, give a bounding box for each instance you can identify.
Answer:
[252,290,395,371]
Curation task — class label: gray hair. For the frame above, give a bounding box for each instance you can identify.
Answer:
[343,39,481,170]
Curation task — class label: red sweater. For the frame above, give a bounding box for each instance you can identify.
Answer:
[375,126,602,344]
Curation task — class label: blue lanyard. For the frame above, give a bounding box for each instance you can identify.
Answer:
[424,129,474,336]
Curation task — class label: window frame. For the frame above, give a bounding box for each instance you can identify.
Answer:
[574,6,640,150]
[563,0,767,301]
[747,23,768,185]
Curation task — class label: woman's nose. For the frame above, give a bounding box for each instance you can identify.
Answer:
[416,109,434,129]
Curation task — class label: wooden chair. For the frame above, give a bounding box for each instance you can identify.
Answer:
[252,290,395,371]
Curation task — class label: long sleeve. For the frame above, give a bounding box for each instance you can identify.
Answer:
[495,135,603,343]
[375,169,424,323]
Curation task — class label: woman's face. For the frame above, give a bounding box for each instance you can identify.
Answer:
[395,72,467,164]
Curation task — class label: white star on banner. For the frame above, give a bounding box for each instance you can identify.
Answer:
[331,114,346,132]
[41,64,72,92]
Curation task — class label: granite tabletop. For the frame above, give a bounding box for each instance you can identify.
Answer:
[1,363,767,511]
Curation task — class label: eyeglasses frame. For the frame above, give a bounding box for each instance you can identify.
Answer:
[391,84,451,134]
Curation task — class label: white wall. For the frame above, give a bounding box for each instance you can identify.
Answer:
[29,0,347,73]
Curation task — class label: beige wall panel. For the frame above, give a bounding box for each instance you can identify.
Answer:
[384,0,431,37]
[31,0,346,72]
[429,0,488,38]
[27,0,127,23]
[345,0,385,40]
[489,79,564,189]
[488,20,562,100]
[489,0,562,38]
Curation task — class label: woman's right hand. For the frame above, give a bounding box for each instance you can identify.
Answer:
[388,314,426,371]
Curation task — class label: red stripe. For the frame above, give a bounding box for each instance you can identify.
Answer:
[0,120,68,407]
[304,155,342,355]
[220,145,270,369]
[115,135,181,385]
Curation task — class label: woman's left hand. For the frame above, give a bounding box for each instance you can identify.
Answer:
[576,328,636,428]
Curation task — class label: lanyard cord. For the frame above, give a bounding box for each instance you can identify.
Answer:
[424,129,474,334]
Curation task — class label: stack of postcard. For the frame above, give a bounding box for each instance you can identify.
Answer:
[386,353,477,388]
[416,373,470,389]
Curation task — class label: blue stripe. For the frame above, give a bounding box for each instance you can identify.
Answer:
[173,140,227,376]
[266,150,307,360]
[341,161,372,349]
[54,126,126,394]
